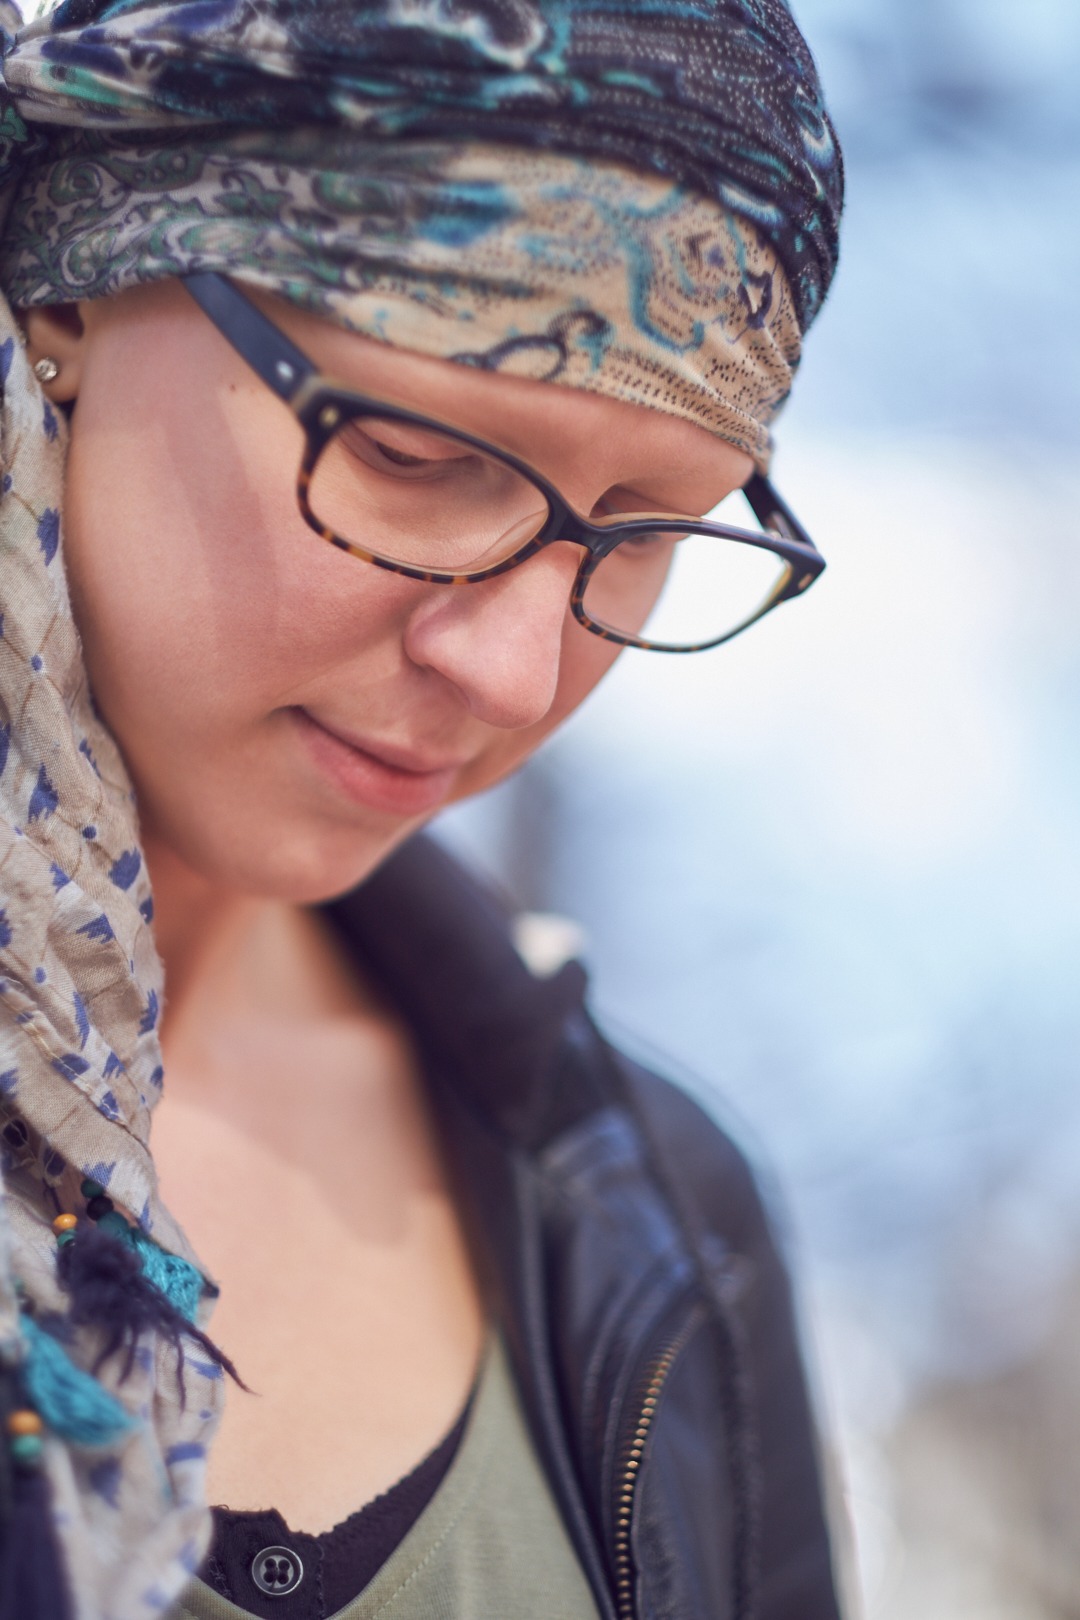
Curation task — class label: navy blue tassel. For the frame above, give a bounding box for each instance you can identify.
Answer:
[0,1366,14,1538]
[0,1365,74,1620]
[56,1221,247,1397]
[0,1462,75,1620]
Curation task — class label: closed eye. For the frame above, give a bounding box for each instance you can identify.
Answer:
[339,418,478,479]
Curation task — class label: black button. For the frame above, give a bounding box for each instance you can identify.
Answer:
[251,1545,304,1597]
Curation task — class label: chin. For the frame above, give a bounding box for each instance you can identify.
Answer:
[150,808,424,906]
[268,826,427,903]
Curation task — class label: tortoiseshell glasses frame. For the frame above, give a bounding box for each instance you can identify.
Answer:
[183,272,826,653]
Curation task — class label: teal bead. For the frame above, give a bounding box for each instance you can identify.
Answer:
[55,1230,76,1248]
[10,1433,43,1466]
[97,1210,130,1238]
[80,1178,106,1200]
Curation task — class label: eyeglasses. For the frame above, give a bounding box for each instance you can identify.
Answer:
[183,272,825,653]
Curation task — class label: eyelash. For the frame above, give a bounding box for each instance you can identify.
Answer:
[370,441,429,468]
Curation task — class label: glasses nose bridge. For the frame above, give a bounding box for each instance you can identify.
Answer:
[540,499,623,565]
[522,506,629,629]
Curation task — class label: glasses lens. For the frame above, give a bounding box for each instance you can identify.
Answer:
[582,525,789,650]
[308,413,551,572]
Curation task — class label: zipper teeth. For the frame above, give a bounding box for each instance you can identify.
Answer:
[612,1311,700,1620]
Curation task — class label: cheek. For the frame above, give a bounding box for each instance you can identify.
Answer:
[63,321,434,718]
[60,350,417,892]
[65,372,332,697]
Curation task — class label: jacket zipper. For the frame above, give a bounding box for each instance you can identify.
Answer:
[612,1303,704,1620]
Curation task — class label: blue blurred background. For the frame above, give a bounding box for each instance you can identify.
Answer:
[437,5,1080,1615]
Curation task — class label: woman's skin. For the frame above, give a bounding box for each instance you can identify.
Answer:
[24,284,752,1532]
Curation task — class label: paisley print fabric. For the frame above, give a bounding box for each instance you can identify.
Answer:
[0,0,843,468]
[3,132,801,463]
[0,0,843,327]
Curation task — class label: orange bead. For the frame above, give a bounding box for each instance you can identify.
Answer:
[7,1410,42,1437]
[52,1213,78,1234]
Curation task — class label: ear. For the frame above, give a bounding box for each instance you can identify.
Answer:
[21,302,87,403]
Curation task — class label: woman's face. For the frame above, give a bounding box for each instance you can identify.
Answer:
[37,280,751,902]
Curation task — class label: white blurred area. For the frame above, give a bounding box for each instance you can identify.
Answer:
[435,4,1080,1617]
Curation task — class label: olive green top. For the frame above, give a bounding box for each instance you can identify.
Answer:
[168,1333,602,1620]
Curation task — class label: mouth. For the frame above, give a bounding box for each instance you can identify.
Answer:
[290,707,464,818]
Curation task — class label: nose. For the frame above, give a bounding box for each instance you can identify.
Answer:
[402,543,582,730]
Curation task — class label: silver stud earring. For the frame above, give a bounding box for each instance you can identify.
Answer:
[33,357,60,384]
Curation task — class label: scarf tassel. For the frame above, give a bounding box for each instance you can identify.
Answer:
[56,1220,247,1398]
[20,1314,134,1447]
[0,1203,245,1607]
[0,1366,75,1620]
[0,1463,75,1620]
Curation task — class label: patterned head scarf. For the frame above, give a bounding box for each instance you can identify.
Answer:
[0,0,843,468]
[0,5,842,1618]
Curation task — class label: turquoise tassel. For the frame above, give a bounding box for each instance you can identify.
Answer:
[127,1230,203,1323]
[83,1185,207,1322]
[20,1316,136,1447]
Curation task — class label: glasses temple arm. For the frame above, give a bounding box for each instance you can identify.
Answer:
[743,472,819,554]
[183,272,315,404]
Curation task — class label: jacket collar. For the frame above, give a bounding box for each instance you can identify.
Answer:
[327,834,622,1620]
[327,832,615,1152]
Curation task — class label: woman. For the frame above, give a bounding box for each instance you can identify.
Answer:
[0,2,844,1618]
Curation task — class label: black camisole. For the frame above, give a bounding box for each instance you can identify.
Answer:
[198,1399,471,1620]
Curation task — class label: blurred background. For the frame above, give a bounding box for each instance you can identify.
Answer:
[436,5,1080,1617]
[10,0,1076,1611]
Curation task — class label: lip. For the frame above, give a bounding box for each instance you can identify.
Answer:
[291,707,465,817]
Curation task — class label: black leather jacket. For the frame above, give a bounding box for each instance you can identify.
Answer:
[331,835,843,1620]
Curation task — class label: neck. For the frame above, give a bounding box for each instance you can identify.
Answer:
[143,835,374,1083]
[144,834,269,1027]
